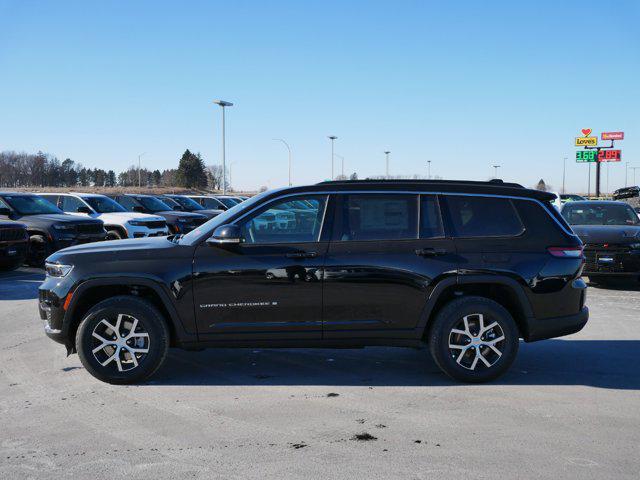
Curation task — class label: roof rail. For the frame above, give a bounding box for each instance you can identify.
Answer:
[317,178,524,189]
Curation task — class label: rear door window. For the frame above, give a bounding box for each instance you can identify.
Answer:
[61,195,85,213]
[445,195,524,237]
[336,194,418,241]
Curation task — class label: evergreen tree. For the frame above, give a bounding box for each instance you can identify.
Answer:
[176,149,207,188]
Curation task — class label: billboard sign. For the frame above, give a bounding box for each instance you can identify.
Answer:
[575,136,598,146]
[601,132,624,140]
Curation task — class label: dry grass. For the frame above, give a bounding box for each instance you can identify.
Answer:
[9,186,256,196]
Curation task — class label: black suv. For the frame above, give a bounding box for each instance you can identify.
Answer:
[0,220,29,270]
[109,194,208,234]
[0,192,106,265]
[40,180,588,384]
[156,194,224,220]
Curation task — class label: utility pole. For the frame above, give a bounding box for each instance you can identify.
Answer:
[562,157,567,194]
[630,167,640,186]
[328,136,337,180]
[213,100,234,194]
[137,152,146,188]
[334,154,345,178]
[273,139,292,186]
[427,160,431,179]
[625,161,629,187]
[492,164,500,178]
[384,151,391,178]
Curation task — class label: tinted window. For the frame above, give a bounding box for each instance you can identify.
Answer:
[136,196,171,212]
[1,195,62,215]
[61,196,85,213]
[446,196,524,237]
[115,196,138,210]
[83,196,126,213]
[217,197,238,208]
[338,194,418,241]
[420,195,444,238]
[40,195,60,207]
[169,196,204,211]
[562,203,639,226]
[240,195,327,244]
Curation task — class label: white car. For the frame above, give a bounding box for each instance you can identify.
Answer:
[41,193,169,240]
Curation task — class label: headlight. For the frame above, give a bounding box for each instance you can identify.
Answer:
[52,223,75,230]
[45,262,73,277]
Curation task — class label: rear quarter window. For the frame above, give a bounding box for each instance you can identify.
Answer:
[445,195,524,238]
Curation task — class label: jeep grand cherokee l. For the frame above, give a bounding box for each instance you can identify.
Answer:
[0,192,106,265]
[41,193,169,240]
[39,180,588,384]
[109,194,207,234]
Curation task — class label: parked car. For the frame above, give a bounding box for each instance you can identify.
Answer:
[215,195,243,208]
[188,195,233,211]
[41,193,168,240]
[560,194,586,203]
[0,192,105,265]
[0,220,29,270]
[561,200,640,282]
[40,179,588,384]
[109,194,207,234]
[156,194,223,220]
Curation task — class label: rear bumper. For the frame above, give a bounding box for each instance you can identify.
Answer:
[525,306,589,342]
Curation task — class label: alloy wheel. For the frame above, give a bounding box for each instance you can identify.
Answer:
[91,314,150,372]
[448,313,505,370]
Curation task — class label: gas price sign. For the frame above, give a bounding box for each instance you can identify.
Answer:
[576,150,597,163]
[598,149,622,162]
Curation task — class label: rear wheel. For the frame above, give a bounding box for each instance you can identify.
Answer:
[76,296,169,384]
[428,296,519,383]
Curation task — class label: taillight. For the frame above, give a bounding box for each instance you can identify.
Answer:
[547,246,584,258]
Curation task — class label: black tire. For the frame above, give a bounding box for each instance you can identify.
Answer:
[428,296,519,383]
[106,228,125,241]
[28,234,49,267]
[76,296,170,385]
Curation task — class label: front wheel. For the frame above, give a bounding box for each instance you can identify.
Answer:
[76,296,169,384]
[428,296,519,383]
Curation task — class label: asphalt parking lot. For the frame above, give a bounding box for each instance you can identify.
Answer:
[1,269,639,479]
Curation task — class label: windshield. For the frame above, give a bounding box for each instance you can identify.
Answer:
[562,203,640,226]
[197,197,225,209]
[1,195,62,215]
[217,197,239,208]
[180,190,274,245]
[83,196,127,213]
[135,196,172,212]
[170,196,204,211]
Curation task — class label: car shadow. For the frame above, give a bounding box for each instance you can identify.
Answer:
[149,339,640,390]
[0,268,43,300]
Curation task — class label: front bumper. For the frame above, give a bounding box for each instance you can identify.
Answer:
[0,240,28,265]
[39,288,67,345]
[127,225,169,238]
[583,247,640,275]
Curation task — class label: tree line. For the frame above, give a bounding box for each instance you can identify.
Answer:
[0,149,226,190]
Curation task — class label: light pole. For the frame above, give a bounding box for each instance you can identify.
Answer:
[273,139,292,186]
[630,167,640,186]
[229,161,237,190]
[334,154,345,178]
[384,151,391,178]
[492,164,501,178]
[562,157,567,194]
[137,152,146,187]
[427,160,432,180]
[213,100,233,194]
[328,136,337,180]
[625,161,629,187]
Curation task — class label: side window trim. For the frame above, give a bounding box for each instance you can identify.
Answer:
[418,194,446,239]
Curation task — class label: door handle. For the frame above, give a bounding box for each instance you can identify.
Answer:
[285,251,318,259]
[415,247,448,257]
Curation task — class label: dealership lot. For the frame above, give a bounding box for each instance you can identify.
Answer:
[1,269,639,479]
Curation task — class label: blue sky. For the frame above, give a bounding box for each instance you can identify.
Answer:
[1,0,638,192]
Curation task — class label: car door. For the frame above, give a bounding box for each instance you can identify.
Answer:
[192,194,331,340]
[322,193,457,339]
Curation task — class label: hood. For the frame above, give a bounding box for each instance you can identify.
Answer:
[97,212,166,223]
[571,225,640,245]
[13,213,103,227]
[47,236,177,263]
[156,211,207,222]
[196,209,223,219]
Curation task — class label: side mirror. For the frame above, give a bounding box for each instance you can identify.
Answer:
[77,206,93,214]
[0,207,11,217]
[132,206,145,213]
[206,224,242,245]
